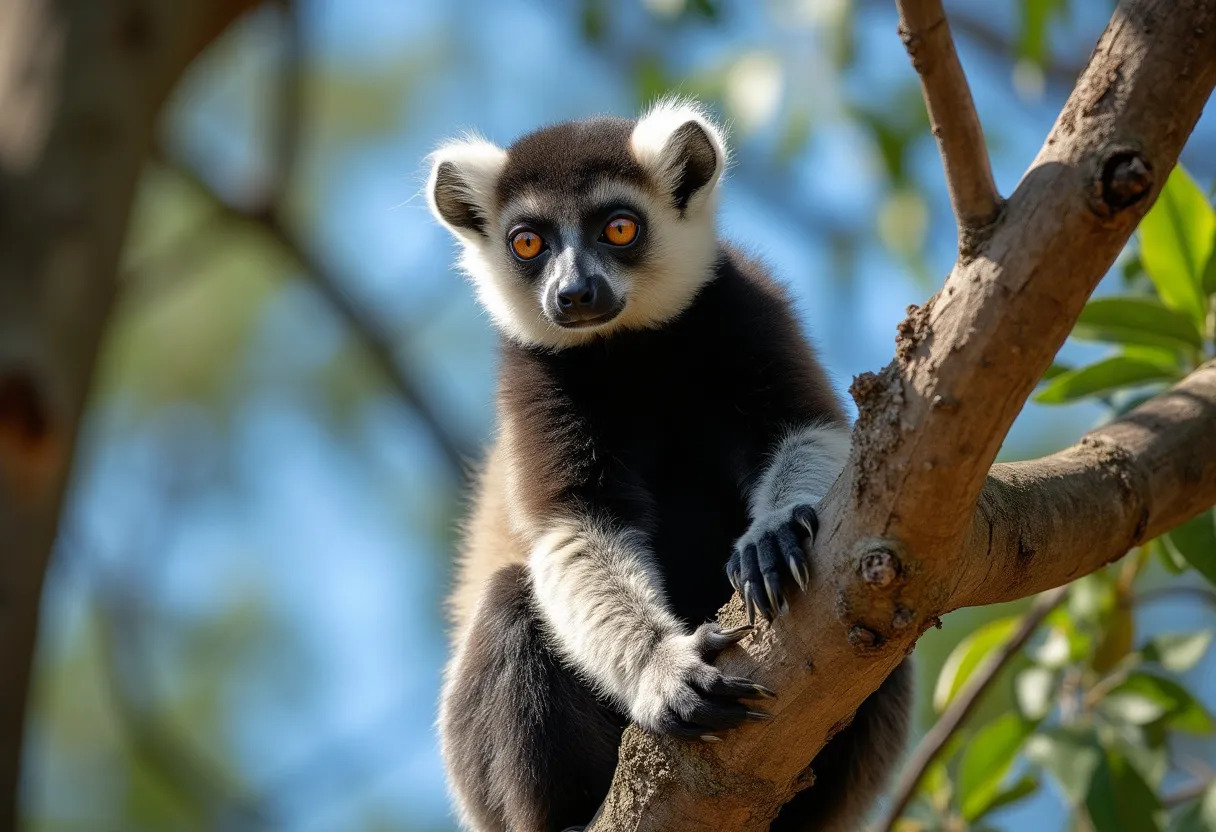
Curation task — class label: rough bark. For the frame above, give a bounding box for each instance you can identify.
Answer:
[0,1,259,827]
[590,1,1216,829]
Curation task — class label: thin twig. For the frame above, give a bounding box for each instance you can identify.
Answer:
[154,157,470,474]
[894,0,1003,250]
[877,585,1068,831]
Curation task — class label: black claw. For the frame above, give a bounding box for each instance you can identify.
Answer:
[751,683,777,699]
[743,582,756,626]
[746,710,774,721]
[701,734,721,743]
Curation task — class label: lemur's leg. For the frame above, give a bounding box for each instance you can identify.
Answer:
[728,422,851,623]
[772,659,914,832]
[528,518,775,736]
[439,563,624,832]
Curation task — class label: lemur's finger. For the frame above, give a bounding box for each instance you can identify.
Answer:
[707,676,777,700]
[777,524,809,591]
[756,532,790,617]
[694,622,752,659]
[792,504,819,542]
[687,699,752,731]
[659,718,721,740]
[742,581,757,627]
[739,544,773,621]
[726,561,741,594]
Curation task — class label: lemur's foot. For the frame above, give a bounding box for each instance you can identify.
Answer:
[630,622,775,742]
[727,503,819,624]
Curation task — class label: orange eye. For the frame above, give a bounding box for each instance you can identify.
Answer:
[510,230,544,260]
[602,215,639,246]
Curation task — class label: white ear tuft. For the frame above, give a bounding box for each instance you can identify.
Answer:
[630,97,729,211]
[426,134,508,238]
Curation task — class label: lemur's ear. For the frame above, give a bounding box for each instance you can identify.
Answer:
[426,135,508,238]
[631,98,728,214]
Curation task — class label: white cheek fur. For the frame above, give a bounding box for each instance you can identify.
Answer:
[452,192,721,351]
[431,97,731,351]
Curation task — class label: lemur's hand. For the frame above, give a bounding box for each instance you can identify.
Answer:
[630,622,775,742]
[727,503,819,624]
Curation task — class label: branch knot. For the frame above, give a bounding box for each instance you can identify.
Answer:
[1093,148,1154,216]
[860,549,901,588]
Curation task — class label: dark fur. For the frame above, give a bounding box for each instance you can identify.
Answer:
[493,117,652,210]
[444,248,911,830]
[443,564,625,831]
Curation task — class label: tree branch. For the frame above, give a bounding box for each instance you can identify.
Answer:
[895,0,1003,249]
[876,586,1067,830]
[157,157,472,476]
[590,2,1216,829]
[953,361,1216,610]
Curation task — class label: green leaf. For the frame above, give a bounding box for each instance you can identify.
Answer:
[933,616,1018,712]
[1015,666,1056,720]
[1164,510,1216,587]
[1018,0,1067,65]
[1085,747,1162,832]
[1042,361,1072,383]
[1108,673,1213,735]
[1138,165,1215,325]
[972,774,1040,822]
[958,714,1036,821]
[1034,356,1177,404]
[1141,631,1213,672]
[1027,728,1103,805]
[1072,296,1203,352]
[1101,691,1169,725]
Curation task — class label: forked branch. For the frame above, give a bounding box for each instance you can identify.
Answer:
[895,0,1002,249]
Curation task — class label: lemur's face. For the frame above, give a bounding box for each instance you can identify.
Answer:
[426,100,728,350]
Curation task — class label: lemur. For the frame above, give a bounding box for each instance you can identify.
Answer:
[427,99,912,832]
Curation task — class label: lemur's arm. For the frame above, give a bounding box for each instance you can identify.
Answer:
[729,422,852,623]
[528,517,773,737]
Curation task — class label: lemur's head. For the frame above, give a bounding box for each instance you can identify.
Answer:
[426,99,728,350]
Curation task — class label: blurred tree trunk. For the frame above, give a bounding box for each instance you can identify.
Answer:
[0,1,259,827]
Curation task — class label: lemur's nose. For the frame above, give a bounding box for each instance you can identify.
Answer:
[557,281,598,310]
[551,273,618,326]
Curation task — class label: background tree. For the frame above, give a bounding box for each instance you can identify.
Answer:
[1,1,1214,831]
